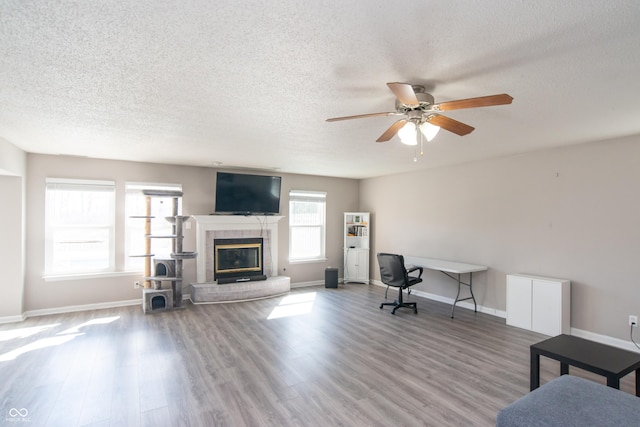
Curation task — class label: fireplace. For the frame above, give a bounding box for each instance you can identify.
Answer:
[214,237,266,283]
[191,215,290,302]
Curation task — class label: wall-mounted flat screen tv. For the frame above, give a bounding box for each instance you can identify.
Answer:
[214,172,282,215]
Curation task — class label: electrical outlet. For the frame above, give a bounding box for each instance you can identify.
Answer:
[134,281,141,289]
[629,315,637,327]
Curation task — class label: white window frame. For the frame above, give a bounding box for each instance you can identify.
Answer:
[44,178,116,276]
[125,182,183,272]
[288,190,327,262]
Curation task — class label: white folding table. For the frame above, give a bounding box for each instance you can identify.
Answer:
[404,256,488,318]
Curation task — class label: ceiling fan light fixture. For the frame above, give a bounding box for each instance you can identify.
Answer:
[398,121,418,146]
[420,121,441,142]
[326,82,512,144]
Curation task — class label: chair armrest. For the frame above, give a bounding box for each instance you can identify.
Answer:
[407,266,423,278]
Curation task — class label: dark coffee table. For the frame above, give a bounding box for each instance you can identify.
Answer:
[530,334,640,396]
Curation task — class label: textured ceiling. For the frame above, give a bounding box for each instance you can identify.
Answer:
[1,1,639,179]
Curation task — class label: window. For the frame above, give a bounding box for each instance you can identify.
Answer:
[125,182,182,271]
[45,179,115,275]
[289,190,326,262]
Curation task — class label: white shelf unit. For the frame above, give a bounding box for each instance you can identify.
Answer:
[344,212,370,283]
[506,274,571,336]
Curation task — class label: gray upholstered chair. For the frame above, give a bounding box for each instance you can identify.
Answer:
[377,253,423,314]
[497,375,640,426]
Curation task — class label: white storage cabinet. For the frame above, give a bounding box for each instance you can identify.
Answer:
[344,248,369,283]
[506,274,570,336]
[343,212,370,283]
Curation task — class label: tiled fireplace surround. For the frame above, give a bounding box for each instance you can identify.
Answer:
[190,215,290,302]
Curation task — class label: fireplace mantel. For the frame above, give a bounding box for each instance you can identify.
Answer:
[192,215,284,283]
[193,215,284,228]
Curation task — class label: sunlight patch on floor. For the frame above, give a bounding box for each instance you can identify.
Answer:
[57,315,120,335]
[267,292,316,320]
[0,324,59,342]
[0,315,121,363]
[0,334,82,362]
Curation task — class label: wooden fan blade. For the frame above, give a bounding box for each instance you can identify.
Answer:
[376,119,407,142]
[387,82,419,106]
[434,94,513,111]
[428,115,475,136]
[326,112,397,122]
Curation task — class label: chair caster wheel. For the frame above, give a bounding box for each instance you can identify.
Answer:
[379,304,383,309]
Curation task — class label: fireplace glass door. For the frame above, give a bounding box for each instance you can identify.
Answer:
[214,238,263,281]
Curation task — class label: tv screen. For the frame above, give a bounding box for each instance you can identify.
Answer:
[215,172,282,215]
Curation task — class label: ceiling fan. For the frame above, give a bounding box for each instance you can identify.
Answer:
[326,83,513,145]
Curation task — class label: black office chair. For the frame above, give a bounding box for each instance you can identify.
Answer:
[377,253,423,314]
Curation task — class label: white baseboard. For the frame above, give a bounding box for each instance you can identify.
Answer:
[291,280,324,289]
[6,294,194,323]
[571,327,640,353]
[0,313,27,324]
[23,299,141,319]
[291,278,369,289]
[372,280,640,353]
[370,280,507,318]
[8,283,640,354]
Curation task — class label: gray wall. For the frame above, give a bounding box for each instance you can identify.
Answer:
[360,134,640,342]
[0,138,27,319]
[22,154,358,313]
[9,135,640,344]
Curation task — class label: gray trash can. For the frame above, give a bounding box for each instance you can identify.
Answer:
[325,267,338,288]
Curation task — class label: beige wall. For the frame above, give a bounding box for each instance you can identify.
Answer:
[277,173,359,281]
[0,138,26,319]
[0,137,26,176]
[0,176,25,318]
[361,134,640,341]
[23,154,358,313]
[13,136,640,342]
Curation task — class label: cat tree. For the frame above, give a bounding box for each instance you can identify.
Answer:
[134,189,196,313]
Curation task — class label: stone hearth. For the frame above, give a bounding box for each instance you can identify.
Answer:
[191,276,290,303]
[190,215,290,303]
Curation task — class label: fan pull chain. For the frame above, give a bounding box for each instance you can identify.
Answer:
[413,129,425,162]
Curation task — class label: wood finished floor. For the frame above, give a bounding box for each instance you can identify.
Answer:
[0,284,636,426]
